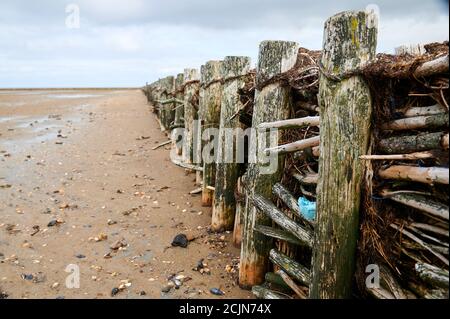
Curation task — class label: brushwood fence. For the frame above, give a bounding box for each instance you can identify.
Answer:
[143,9,449,299]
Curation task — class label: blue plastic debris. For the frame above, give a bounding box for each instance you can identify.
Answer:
[298,197,316,221]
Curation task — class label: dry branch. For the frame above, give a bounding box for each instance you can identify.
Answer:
[379,166,449,185]
[258,116,319,130]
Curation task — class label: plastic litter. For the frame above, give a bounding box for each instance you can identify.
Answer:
[298,197,316,221]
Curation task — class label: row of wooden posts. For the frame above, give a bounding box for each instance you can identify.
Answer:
[143,9,449,298]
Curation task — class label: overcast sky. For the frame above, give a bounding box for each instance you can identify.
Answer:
[0,0,448,88]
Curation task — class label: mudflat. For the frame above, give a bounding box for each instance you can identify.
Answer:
[0,89,252,299]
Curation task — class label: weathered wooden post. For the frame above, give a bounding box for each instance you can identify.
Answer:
[212,56,251,230]
[239,41,299,288]
[160,76,175,132]
[310,10,378,299]
[183,68,200,163]
[173,73,185,155]
[199,61,224,206]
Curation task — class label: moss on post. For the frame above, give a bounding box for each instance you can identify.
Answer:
[239,41,299,289]
[212,56,251,231]
[310,10,378,299]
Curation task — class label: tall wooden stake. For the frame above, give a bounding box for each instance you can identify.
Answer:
[212,56,251,231]
[239,41,299,289]
[310,10,378,299]
[199,61,224,206]
[160,76,175,132]
[183,68,200,163]
[173,73,185,155]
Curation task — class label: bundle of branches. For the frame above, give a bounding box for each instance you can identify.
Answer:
[356,41,449,299]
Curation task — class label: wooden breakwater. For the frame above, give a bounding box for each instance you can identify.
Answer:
[143,9,449,299]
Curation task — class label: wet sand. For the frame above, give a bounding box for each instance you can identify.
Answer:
[0,89,252,299]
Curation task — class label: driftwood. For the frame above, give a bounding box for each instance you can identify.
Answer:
[413,54,449,78]
[277,269,308,298]
[152,140,171,150]
[292,171,318,185]
[381,114,448,131]
[254,225,304,246]
[367,287,396,299]
[264,272,291,290]
[252,285,289,299]
[415,262,449,289]
[171,158,204,172]
[250,193,313,247]
[378,132,448,154]
[269,249,310,286]
[381,190,449,220]
[403,104,447,117]
[265,135,320,155]
[379,264,407,299]
[310,10,377,299]
[379,165,449,185]
[390,223,449,266]
[408,282,448,299]
[360,151,436,160]
[409,223,449,237]
[258,116,319,130]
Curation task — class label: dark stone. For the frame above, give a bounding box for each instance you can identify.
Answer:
[47,220,58,227]
[111,287,120,296]
[171,234,188,248]
[210,288,225,296]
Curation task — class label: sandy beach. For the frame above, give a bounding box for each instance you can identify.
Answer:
[0,89,252,299]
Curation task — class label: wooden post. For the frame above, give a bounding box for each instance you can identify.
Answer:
[183,68,200,163]
[239,41,299,289]
[173,73,185,155]
[310,10,378,299]
[232,176,244,246]
[212,56,251,231]
[160,76,175,132]
[198,61,224,206]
